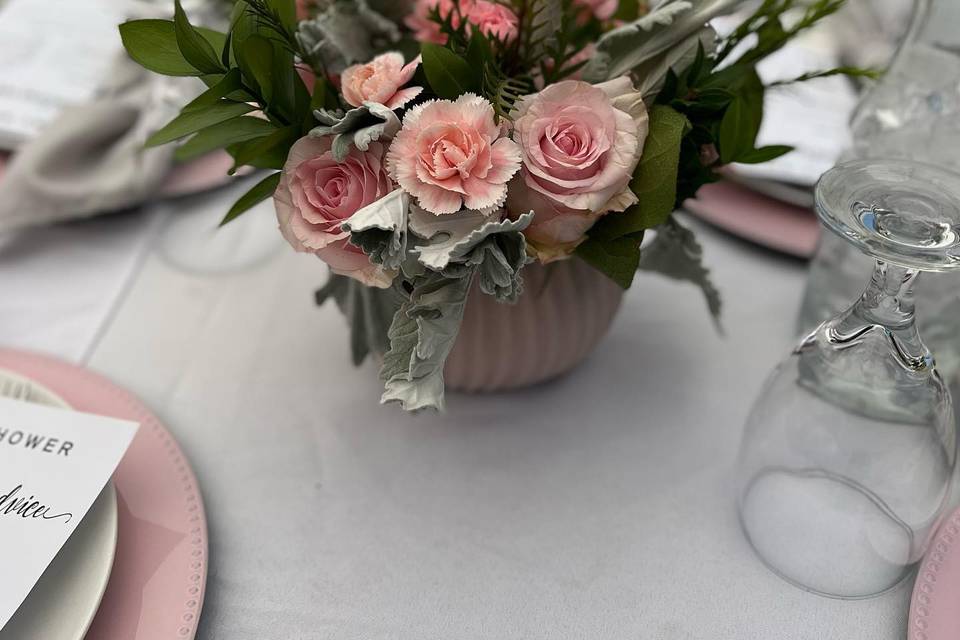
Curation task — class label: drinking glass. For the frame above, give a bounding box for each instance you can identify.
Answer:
[737,158,960,599]
[798,0,960,379]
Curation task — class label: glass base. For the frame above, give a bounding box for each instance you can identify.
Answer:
[739,466,916,599]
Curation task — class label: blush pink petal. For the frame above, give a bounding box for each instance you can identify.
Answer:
[466,0,519,42]
[509,79,648,261]
[574,0,617,20]
[273,136,396,287]
[387,94,521,215]
[341,52,423,110]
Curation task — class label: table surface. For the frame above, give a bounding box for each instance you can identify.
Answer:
[0,177,915,639]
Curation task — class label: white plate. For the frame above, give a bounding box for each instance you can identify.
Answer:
[0,369,118,640]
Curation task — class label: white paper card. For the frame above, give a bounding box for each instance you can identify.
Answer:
[0,397,138,630]
[0,0,128,149]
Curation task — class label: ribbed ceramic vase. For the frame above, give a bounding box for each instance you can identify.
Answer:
[444,258,624,392]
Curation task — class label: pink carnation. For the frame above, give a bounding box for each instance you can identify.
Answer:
[341,52,423,110]
[467,0,519,42]
[405,0,473,45]
[387,94,522,215]
[274,136,395,287]
[507,78,648,262]
[574,0,618,20]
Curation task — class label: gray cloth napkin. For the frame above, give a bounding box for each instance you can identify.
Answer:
[0,0,221,234]
[0,59,199,233]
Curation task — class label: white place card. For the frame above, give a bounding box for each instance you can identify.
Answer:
[0,396,138,630]
[0,0,129,149]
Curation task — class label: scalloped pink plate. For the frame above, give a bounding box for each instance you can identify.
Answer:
[910,507,960,640]
[0,349,208,640]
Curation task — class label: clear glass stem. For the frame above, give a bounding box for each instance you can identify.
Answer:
[832,261,929,366]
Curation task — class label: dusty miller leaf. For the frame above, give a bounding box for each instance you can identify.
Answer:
[584,0,738,82]
[342,190,410,272]
[296,0,399,73]
[638,216,722,330]
[316,273,406,365]
[310,101,401,161]
[380,273,474,412]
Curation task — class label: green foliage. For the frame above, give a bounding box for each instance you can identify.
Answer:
[174,116,277,161]
[146,100,256,147]
[120,0,320,223]
[174,0,225,74]
[715,0,844,68]
[576,234,645,289]
[577,104,687,289]
[219,172,282,226]
[420,43,480,99]
[119,19,226,76]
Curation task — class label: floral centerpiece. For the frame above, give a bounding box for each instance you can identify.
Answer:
[120,0,868,410]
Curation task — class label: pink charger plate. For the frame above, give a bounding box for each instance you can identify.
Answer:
[685,180,821,259]
[909,506,960,640]
[0,348,208,640]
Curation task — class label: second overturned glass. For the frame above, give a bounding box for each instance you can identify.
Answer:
[738,159,960,599]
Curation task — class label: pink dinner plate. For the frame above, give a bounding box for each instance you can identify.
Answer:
[685,180,821,259]
[0,349,208,640]
[910,506,960,640]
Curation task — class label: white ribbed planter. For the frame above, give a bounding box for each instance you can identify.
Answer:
[444,258,624,392]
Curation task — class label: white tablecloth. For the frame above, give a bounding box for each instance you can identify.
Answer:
[0,180,913,639]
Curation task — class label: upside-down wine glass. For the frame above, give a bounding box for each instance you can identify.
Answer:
[737,158,960,599]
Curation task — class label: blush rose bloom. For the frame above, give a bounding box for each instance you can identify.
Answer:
[341,53,423,110]
[467,0,519,42]
[574,0,617,20]
[387,94,522,215]
[507,78,649,262]
[274,136,395,287]
[405,0,473,44]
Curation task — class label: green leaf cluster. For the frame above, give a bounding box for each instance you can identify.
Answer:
[119,0,324,225]
[576,104,688,289]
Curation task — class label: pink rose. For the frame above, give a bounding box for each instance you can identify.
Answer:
[507,78,648,261]
[405,0,473,45]
[387,94,522,215]
[466,0,518,42]
[574,0,617,20]
[295,0,312,20]
[274,136,395,287]
[341,52,423,110]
